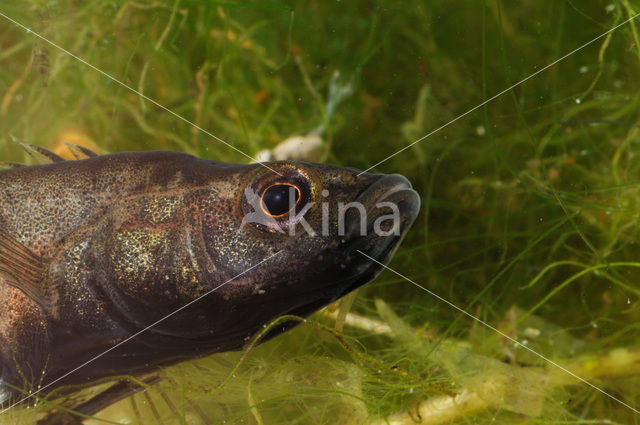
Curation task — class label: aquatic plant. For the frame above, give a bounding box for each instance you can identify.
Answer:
[1,1,640,423]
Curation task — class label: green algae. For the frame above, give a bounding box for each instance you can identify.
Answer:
[1,1,640,424]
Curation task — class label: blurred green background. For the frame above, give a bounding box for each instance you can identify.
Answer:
[1,1,640,424]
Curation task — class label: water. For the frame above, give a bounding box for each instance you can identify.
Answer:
[1,1,640,424]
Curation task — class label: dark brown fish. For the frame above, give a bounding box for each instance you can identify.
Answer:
[0,147,419,407]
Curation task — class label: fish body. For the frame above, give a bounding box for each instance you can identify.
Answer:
[0,150,419,402]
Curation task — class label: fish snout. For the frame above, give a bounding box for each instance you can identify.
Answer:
[327,173,420,298]
[343,174,420,241]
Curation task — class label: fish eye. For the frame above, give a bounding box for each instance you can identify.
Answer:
[260,183,301,217]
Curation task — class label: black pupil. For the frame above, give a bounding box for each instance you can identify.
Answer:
[262,184,299,216]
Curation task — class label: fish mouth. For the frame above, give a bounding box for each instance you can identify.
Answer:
[346,173,420,238]
[334,173,420,296]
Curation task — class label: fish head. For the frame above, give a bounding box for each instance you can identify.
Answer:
[192,160,420,345]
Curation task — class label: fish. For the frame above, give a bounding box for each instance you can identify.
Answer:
[0,146,420,411]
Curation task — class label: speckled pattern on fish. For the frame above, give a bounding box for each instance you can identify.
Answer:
[0,148,420,405]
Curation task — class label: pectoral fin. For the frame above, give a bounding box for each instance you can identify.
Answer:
[0,230,51,312]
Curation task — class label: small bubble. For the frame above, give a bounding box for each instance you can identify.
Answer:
[605,4,616,13]
[579,66,589,74]
[575,98,581,104]
[476,125,486,136]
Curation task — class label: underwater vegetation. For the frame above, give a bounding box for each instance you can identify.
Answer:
[1,0,640,424]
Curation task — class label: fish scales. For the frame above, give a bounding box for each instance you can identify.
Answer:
[0,149,420,407]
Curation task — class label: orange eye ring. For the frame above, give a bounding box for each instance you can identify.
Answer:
[259,182,301,218]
